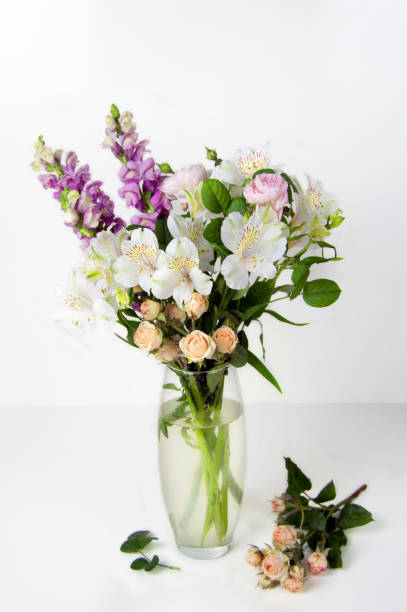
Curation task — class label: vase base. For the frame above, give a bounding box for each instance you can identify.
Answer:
[177,543,230,560]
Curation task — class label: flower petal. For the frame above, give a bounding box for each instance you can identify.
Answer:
[173,279,194,307]
[221,254,249,290]
[166,236,199,262]
[151,268,179,300]
[221,212,246,252]
[189,268,213,295]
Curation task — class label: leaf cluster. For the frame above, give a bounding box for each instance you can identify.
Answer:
[120,530,180,573]
[277,458,373,568]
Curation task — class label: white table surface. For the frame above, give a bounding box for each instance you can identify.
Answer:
[1,403,405,612]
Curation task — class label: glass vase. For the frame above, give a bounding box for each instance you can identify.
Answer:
[158,364,246,560]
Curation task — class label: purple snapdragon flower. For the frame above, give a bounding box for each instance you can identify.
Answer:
[103,106,172,229]
[35,139,125,248]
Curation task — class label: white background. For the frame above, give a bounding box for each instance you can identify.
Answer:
[1,2,407,610]
[1,0,407,406]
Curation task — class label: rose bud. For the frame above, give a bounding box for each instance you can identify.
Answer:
[244,546,263,568]
[306,552,328,575]
[261,550,289,582]
[270,497,286,513]
[256,573,276,590]
[212,325,239,354]
[273,525,297,549]
[179,330,216,362]
[289,564,305,580]
[283,577,304,593]
[133,322,163,352]
[155,339,180,363]
[164,303,187,323]
[184,292,209,319]
[140,298,161,321]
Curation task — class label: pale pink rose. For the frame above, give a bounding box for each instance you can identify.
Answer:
[179,330,216,362]
[133,322,162,352]
[243,173,288,220]
[306,552,328,575]
[244,546,263,568]
[270,497,286,513]
[164,303,187,323]
[155,339,180,363]
[261,550,289,582]
[140,299,161,321]
[162,164,210,199]
[184,292,209,319]
[212,326,239,354]
[289,564,305,580]
[283,577,304,593]
[273,525,297,549]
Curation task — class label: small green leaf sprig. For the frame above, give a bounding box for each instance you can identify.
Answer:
[245,458,373,593]
[120,530,180,573]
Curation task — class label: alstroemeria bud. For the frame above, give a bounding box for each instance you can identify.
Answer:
[116,288,130,308]
[244,546,263,568]
[106,115,116,131]
[140,299,161,321]
[270,497,286,513]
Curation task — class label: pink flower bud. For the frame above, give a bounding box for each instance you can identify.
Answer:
[184,292,209,319]
[133,322,162,352]
[273,525,297,549]
[155,340,180,363]
[212,325,239,354]
[164,303,187,323]
[283,577,305,593]
[289,564,305,580]
[270,497,286,513]
[140,298,161,321]
[244,546,263,567]
[306,552,328,575]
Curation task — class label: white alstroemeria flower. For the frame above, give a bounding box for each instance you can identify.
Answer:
[220,212,287,289]
[167,213,214,271]
[151,237,213,307]
[114,228,161,291]
[294,176,336,223]
[214,143,276,186]
[55,272,116,342]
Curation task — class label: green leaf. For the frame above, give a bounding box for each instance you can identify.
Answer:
[203,217,224,248]
[227,196,246,216]
[271,284,294,296]
[252,168,276,179]
[279,510,302,527]
[238,329,248,349]
[206,369,226,393]
[239,280,274,313]
[264,310,308,326]
[144,554,160,572]
[230,344,248,367]
[230,286,249,300]
[157,162,174,174]
[305,509,327,531]
[247,351,282,393]
[201,179,230,213]
[122,307,141,319]
[313,239,337,256]
[338,504,373,529]
[163,383,181,391]
[126,224,146,231]
[130,557,149,570]
[284,457,312,496]
[290,264,310,299]
[241,302,269,322]
[280,171,298,194]
[314,480,336,503]
[327,546,342,568]
[158,417,168,438]
[120,530,158,553]
[155,217,172,250]
[303,279,341,308]
[301,256,342,266]
[328,529,347,548]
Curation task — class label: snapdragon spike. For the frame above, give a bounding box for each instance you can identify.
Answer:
[103,104,172,230]
[33,137,125,248]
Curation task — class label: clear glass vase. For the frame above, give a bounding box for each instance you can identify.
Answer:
[158,364,246,560]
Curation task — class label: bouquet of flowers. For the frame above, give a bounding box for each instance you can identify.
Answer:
[31,104,344,552]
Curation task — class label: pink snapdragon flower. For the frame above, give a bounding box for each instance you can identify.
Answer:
[244,173,288,221]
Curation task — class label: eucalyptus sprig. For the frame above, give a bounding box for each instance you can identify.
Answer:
[120,530,180,573]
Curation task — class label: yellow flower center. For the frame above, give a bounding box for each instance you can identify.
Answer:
[306,186,324,212]
[169,256,198,271]
[236,225,261,257]
[125,243,156,263]
[237,151,268,177]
